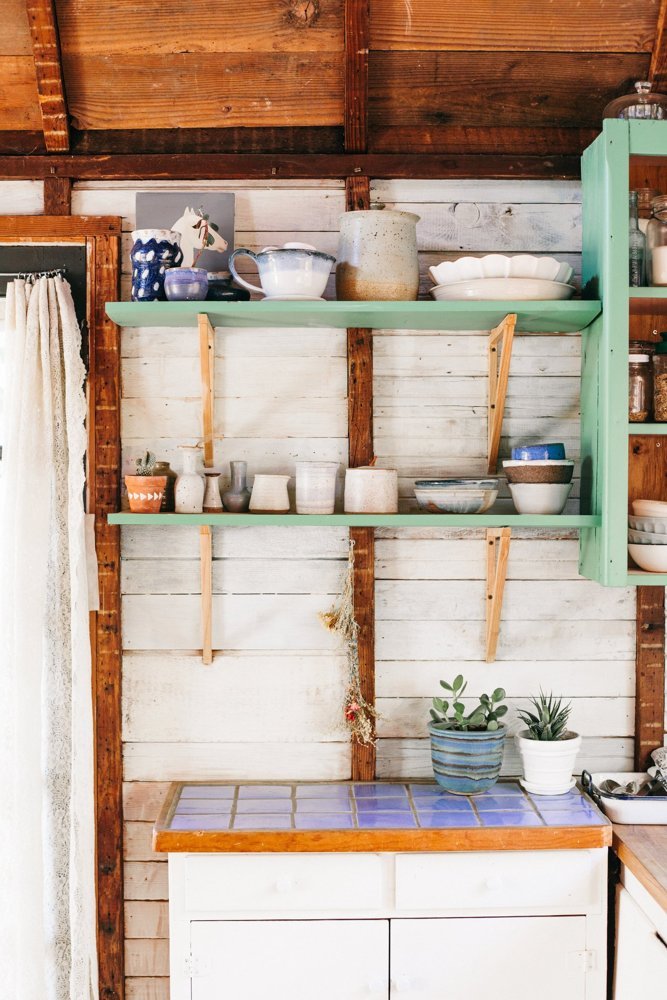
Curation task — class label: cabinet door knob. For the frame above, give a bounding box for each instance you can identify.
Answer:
[485,875,503,891]
[367,978,386,994]
[393,975,412,993]
[274,877,295,892]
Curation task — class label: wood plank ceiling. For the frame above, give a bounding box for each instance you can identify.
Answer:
[1,0,665,169]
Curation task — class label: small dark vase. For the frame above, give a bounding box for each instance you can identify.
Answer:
[130,229,183,302]
[222,460,251,513]
[153,461,178,511]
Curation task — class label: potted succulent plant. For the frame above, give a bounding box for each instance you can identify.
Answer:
[124,451,167,514]
[428,675,508,794]
[516,692,581,796]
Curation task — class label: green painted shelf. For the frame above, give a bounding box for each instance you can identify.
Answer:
[108,512,601,528]
[627,572,667,584]
[105,299,601,333]
[628,423,667,434]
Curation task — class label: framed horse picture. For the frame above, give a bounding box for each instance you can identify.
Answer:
[136,192,235,272]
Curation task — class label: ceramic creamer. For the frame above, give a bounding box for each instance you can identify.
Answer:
[229,243,335,299]
[249,474,291,513]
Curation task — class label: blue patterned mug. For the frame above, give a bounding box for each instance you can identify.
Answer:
[130,229,183,301]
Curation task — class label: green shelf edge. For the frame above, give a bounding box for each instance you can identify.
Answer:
[628,423,667,434]
[105,299,601,333]
[629,288,667,299]
[108,512,601,528]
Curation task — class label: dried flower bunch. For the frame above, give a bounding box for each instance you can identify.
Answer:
[320,541,377,745]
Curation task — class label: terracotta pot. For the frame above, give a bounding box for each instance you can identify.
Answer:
[125,475,167,514]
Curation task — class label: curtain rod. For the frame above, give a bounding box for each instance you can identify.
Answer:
[0,268,66,279]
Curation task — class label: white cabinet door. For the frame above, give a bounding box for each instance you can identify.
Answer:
[190,918,389,1000]
[614,887,667,1000]
[391,917,588,1000]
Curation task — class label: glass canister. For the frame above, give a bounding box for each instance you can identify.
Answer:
[647,196,667,285]
[653,334,667,421]
[629,353,651,422]
[295,462,338,514]
[603,81,667,120]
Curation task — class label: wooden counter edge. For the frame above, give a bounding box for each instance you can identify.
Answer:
[613,827,667,913]
[154,824,612,854]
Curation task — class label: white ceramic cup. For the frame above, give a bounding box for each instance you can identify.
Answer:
[344,467,398,514]
[295,462,338,514]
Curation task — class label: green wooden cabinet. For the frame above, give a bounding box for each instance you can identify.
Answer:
[580,120,667,586]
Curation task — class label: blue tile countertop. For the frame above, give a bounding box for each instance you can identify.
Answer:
[154,780,611,853]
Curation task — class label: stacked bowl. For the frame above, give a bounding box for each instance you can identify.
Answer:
[428,254,576,301]
[629,499,667,572]
[414,478,499,514]
[503,443,574,514]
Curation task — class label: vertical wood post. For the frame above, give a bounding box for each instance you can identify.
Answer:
[88,232,124,1000]
[344,0,370,153]
[345,175,376,780]
[43,176,72,215]
[635,586,666,769]
[198,313,215,663]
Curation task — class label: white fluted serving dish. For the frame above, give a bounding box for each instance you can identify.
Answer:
[430,278,575,302]
[428,254,574,287]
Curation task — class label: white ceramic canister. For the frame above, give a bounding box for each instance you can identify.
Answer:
[344,467,398,514]
[336,209,420,301]
[175,445,205,514]
[249,474,291,514]
[295,461,339,514]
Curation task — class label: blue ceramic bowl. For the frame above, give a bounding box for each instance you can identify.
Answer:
[428,723,506,794]
[511,443,566,461]
[164,267,209,302]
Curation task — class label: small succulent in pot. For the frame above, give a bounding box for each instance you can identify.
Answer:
[516,691,582,796]
[124,450,167,514]
[428,675,508,794]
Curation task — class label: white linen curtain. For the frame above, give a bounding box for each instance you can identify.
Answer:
[0,276,98,1000]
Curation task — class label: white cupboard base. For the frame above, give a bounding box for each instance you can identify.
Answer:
[168,850,608,999]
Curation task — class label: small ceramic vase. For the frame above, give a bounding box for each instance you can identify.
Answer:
[202,469,224,513]
[153,461,177,512]
[344,467,398,513]
[175,445,205,514]
[336,210,420,301]
[164,267,209,301]
[295,461,338,514]
[222,460,251,513]
[249,474,291,514]
[130,229,183,302]
[124,475,167,514]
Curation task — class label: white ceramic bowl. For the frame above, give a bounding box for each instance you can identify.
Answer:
[428,254,574,287]
[414,486,498,514]
[509,482,572,515]
[628,543,667,572]
[628,528,667,545]
[429,278,575,302]
[631,498,667,517]
[628,514,667,534]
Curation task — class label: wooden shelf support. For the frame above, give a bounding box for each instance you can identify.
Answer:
[198,313,215,664]
[487,313,517,474]
[486,527,511,663]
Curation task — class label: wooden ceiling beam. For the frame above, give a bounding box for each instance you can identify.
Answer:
[25,0,69,152]
[344,0,370,153]
[0,151,581,180]
[650,0,667,85]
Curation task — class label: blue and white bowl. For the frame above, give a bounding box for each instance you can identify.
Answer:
[414,478,499,514]
[511,443,566,461]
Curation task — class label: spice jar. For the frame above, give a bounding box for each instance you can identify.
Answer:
[653,334,667,421]
[629,353,651,422]
[647,196,667,285]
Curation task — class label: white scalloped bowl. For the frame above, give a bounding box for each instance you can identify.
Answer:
[428,254,574,287]
[628,543,667,572]
[628,528,667,545]
[631,499,667,517]
[628,514,667,534]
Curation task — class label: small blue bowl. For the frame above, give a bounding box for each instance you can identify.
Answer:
[511,443,566,462]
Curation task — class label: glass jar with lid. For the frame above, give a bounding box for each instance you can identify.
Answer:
[653,334,667,421]
[629,353,651,422]
[647,196,667,285]
[604,81,667,120]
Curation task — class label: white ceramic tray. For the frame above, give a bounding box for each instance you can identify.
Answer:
[429,278,575,302]
[582,771,667,824]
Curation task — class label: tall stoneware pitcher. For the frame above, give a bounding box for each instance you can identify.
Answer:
[336,209,420,300]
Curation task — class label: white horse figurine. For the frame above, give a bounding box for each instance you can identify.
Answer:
[171,206,228,267]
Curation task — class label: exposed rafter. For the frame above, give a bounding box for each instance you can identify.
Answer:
[26,0,69,152]
[344,0,370,153]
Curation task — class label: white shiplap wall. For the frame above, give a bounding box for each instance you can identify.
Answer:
[69,178,635,999]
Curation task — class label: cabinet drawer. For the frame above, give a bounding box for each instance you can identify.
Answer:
[184,853,384,913]
[395,851,603,913]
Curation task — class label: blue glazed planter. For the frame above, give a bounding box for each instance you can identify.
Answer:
[511,443,566,461]
[428,722,507,794]
[130,229,183,301]
[164,267,209,302]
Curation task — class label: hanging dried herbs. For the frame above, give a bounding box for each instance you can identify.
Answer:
[320,540,377,746]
